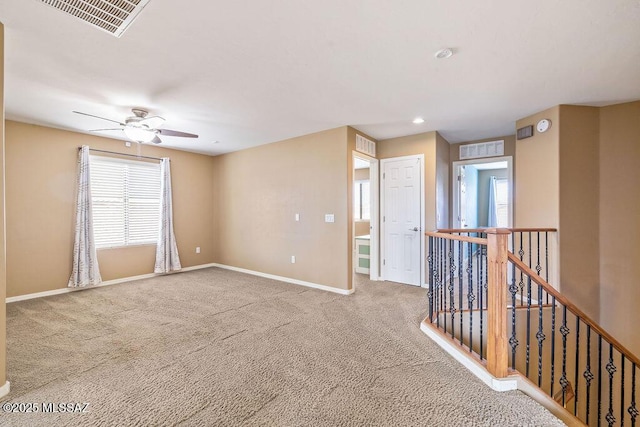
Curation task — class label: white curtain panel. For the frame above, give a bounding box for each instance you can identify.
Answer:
[487,176,498,228]
[154,158,182,273]
[68,145,102,287]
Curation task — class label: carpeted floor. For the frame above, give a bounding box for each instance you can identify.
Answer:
[1,268,563,426]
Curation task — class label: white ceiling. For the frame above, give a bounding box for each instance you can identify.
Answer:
[1,1,639,156]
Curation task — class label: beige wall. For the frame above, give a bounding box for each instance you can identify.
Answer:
[515,101,640,354]
[377,131,449,231]
[515,106,561,290]
[515,107,561,229]
[558,105,600,321]
[598,101,640,356]
[354,221,370,237]
[212,126,351,290]
[435,133,450,229]
[5,121,216,298]
[0,22,7,391]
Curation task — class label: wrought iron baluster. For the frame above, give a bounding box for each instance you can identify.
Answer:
[518,232,525,306]
[467,240,474,353]
[526,274,532,378]
[449,239,456,339]
[598,336,603,425]
[585,325,593,425]
[551,295,557,398]
[621,355,625,427]
[479,242,484,360]
[574,319,580,417]
[509,260,518,369]
[537,279,545,387]
[545,232,549,302]
[528,232,532,282]
[458,240,463,344]
[438,238,442,329]
[560,305,569,407]
[606,344,617,426]
[630,364,637,427]
[536,231,542,277]
[428,236,434,322]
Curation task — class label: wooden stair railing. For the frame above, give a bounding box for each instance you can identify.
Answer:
[426,228,639,426]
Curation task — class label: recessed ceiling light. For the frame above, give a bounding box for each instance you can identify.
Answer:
[413,118,425,124]
[435,48,454,59]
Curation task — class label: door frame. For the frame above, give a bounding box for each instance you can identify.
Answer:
[352,152,380,281]
[452,156,513,229]
[380,154,425,287]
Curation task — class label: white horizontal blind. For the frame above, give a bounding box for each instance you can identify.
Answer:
[90,155,161,248]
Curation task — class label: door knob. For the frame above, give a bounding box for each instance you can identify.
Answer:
[409,227,419,231]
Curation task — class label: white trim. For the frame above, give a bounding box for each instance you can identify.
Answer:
[5,262,352,303]
[179,263,218,272]
[420,320,518,392]
[380,154,425,287]
[211,263,354,295]
[352,151,380,282]
[452,156,513,229]
[5,263,219,303]
[0,381,10,399]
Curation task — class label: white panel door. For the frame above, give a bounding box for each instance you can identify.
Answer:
[383,157,422,286]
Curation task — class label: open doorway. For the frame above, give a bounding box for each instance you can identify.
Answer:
[452,157,513,229]
[353,153,379,287]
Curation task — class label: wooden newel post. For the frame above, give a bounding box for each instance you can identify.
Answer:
[486,228,511,378]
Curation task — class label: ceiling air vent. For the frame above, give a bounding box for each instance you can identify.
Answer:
[38,0,150,38]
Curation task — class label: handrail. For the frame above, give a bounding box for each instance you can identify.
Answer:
[435,227,558,233]
[425,231,488,245]
[508,252,640,367]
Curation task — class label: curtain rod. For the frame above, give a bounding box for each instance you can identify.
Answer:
[78,147,163,162]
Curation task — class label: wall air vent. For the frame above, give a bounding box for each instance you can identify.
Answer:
[37,0,150,38]
[355,135,376,157]
[459,140,504,160]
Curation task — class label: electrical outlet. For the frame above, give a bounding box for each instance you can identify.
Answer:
[295,213,300,222]
[195,247,201,254]
[291,255,296,264]
[325,214,335,223]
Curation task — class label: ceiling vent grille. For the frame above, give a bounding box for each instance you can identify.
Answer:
[37,0,150,38]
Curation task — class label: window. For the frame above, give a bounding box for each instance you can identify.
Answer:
[495,178,509,227]
[354,180,370,220]
[90,155,161,248]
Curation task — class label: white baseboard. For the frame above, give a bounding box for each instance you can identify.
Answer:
[211,263,354,295]
[6,262,353,303]
[0,381,10,398]
[5,263,218,303]
[420,320,518,392]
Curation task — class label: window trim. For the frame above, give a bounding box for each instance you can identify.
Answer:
[354,179,371,221]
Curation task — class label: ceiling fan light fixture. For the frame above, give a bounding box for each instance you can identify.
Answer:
[123,127,156,143]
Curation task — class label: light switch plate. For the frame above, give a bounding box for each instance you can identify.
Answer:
[295,213,300,222]
[325,214,335,223]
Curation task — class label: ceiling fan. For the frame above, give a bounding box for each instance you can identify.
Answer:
[73,108,198,144]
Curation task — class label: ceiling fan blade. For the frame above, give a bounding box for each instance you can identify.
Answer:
[151,135,162,144]
[139,115,165,129]
[157,129,199,138]
[73,111,125,126]
[89,128,123,132]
